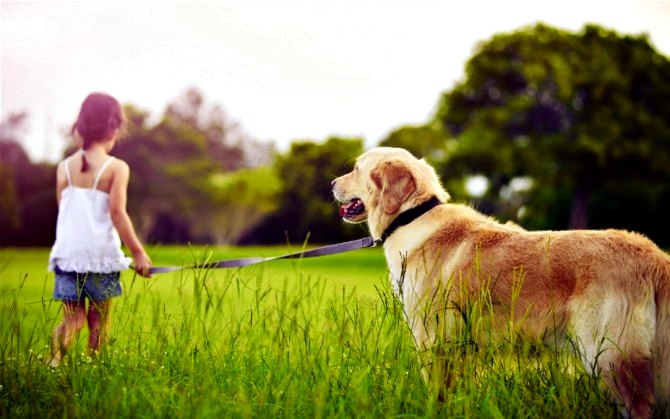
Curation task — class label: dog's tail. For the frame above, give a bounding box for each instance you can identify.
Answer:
[654,253,670,414]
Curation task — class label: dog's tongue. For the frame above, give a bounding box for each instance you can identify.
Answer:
[339,203,352,217]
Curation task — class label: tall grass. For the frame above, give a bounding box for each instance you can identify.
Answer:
[0,247,617,418]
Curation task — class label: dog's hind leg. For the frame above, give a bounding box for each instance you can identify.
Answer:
[569,286,656,418]
[606,353,654,419]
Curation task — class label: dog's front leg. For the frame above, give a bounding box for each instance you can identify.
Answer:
[406,296,460,400]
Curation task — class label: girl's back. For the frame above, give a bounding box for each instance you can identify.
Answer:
[58,150,119,195]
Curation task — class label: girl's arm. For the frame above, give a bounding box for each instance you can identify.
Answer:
[55,161,68,204]
[108,161,152,277]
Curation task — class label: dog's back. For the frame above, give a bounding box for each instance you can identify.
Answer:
[417,207,670,418]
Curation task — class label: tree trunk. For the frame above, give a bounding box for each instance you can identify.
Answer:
[568,182,592,230]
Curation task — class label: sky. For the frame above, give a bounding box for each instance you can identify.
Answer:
[2,0,670,163]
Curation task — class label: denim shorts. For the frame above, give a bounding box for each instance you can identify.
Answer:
[53,266,122,302]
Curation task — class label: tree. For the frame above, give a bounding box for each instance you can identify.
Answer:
[0,142,25,243]
[0,113,57,246]
[193,166,282,244]
[245,137,365,244]
[434,24,670,244]
[113,91,277,244]
[0,116,30,235]
[112,104,224,243]
[379,123,448,162]
[165,87,273,170]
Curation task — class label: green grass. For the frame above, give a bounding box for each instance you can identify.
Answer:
[0,246,617,418]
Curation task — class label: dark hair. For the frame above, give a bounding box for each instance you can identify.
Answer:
[72,93,126,172]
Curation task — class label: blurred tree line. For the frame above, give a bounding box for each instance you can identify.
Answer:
[0,113,56,246]
[2,23,669,248]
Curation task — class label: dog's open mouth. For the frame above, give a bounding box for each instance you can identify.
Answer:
[339,197,366,221]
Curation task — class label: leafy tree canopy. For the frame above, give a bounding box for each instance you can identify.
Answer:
[379,123,447,163]
[112,89,276,244]
[433,24,670,243]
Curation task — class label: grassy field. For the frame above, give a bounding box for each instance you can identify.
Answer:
[0,245,617,418]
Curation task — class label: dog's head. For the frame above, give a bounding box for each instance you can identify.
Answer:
[332,147,450,239]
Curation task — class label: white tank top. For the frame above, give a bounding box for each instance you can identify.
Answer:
[48,155,132,273]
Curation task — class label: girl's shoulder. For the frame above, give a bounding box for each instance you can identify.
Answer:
[56,159,66,173]
[58,152,82,172]
[56,156,75,178]
[94,157,130,193]
[109,157,130,173]
[106,157,131,184]
[57,153,75,168]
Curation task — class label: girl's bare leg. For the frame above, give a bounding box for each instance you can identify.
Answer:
[87,299,112,353]
[50,301,87,366]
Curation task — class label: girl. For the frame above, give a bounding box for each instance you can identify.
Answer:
[48,92,152,366]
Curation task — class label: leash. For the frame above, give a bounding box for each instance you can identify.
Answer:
[142,196,442,275]
[145,236,379,274]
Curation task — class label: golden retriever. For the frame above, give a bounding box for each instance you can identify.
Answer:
[332,147,670,418]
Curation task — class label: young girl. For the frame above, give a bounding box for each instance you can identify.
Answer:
[48,92,152,366]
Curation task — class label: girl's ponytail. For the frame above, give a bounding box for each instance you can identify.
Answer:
[81,150,90,173]
[73,120,91,173]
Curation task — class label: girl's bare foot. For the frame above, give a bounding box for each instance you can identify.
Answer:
[47,352,62,367]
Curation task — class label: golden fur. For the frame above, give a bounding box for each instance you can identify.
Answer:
[332,147,670,418]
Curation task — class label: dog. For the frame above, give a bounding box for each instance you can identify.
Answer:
[332,147,670,418]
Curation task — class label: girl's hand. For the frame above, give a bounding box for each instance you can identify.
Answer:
[133,252,153,277]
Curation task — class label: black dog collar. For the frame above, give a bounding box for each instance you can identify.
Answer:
[379,196,442,243]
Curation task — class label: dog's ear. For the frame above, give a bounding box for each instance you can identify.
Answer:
[370,160,415,214]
